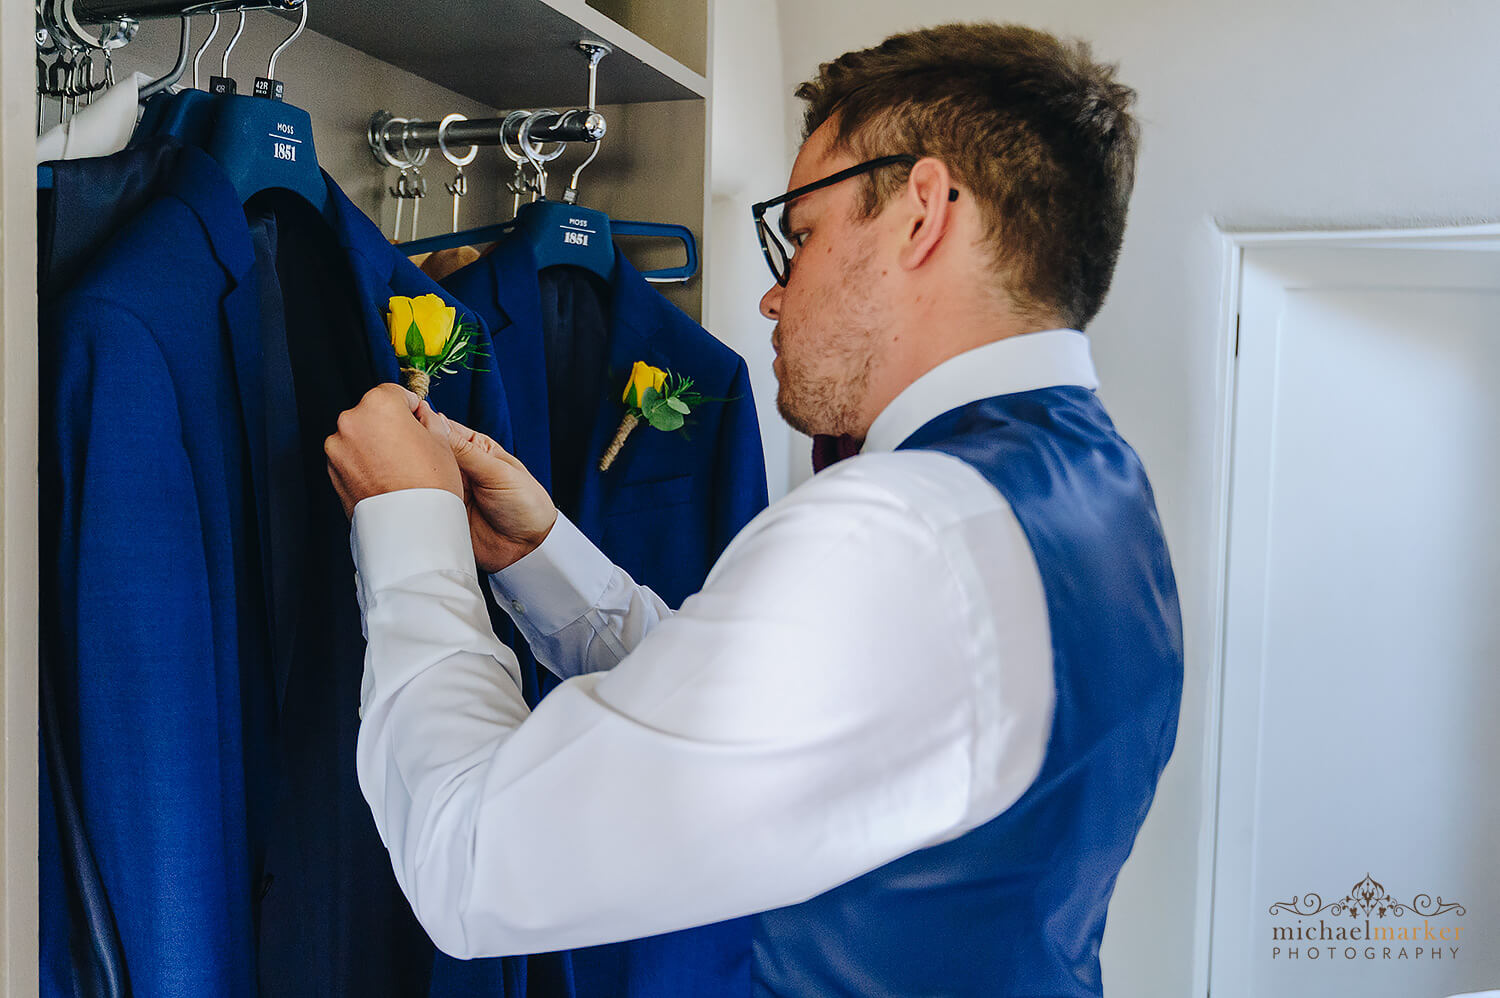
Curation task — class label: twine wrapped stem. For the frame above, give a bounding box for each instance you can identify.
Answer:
[401,367,431,400]
[599,414,640,471]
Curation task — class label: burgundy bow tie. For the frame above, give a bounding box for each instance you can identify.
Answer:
[811,433,863,473]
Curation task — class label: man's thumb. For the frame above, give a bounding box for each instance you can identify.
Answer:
[414,400,451,443]
[446,420,508,486]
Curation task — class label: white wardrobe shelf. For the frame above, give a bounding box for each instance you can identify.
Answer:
[309,0,707,108]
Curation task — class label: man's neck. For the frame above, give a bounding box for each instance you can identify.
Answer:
[853,313,1059,439]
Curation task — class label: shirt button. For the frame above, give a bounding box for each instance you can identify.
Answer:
[511,599,526,615]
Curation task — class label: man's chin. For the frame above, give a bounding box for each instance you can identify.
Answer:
[774,389,821,439]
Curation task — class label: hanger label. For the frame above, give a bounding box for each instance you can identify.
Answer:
[560,217,595,247]
[209,76,236,95]
[253,77,286,101]
[268,120,301,163]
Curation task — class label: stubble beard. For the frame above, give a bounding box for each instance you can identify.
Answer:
[773,246,880,439]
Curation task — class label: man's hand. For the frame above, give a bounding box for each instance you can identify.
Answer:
[324,384,464,519]
[441,415,559,575]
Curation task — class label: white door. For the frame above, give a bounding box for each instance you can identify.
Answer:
[1209,238,1500,998]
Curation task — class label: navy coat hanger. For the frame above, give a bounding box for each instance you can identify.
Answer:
[136,4,331,221]
[397,106,696,282]
[398,202,698,284]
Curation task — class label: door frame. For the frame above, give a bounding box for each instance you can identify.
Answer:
[1,0,40,989]
[1191,222,1500,997]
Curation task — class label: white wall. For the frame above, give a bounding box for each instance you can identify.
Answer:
[755,1,1500,995]
[707,0,794,499]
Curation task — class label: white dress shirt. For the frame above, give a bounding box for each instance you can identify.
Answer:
[351,328,1099,959]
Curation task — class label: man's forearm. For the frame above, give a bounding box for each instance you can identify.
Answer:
[489,512,674,680]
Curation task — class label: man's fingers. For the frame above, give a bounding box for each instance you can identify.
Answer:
[445,414,518,466]
[360,382,420,414]
[443,412,477,444]
[414,400,451,443]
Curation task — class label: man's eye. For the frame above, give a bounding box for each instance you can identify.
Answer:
[790,231,809,249]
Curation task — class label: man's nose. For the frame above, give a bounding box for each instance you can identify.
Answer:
[759,281,783,321]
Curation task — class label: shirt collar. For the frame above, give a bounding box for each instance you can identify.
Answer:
[862,328,1099,454]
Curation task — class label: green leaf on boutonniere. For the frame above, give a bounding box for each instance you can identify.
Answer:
[665,397,690,414]
[625,384,639,410]
[646,406,685,432]
[405,325,426,365]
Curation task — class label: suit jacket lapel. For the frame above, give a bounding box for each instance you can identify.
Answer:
[327,180,402,387]
[484,238,553,491]
[573,249,667,544]
[168,149,306,712]
[185,167,397,716]
[328,180,517,458]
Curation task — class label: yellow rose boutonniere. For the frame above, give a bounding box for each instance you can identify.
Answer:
[623,360,668,404]
[600,361,729,471]
[386,293,489,399]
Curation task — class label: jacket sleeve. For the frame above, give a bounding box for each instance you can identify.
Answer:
[43,297,252,996]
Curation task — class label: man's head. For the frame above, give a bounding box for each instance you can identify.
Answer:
[761,22,1140,440]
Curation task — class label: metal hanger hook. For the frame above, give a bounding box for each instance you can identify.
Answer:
[192,11,220,91]
[221,9,245,79]
[76,51,94,104]
[566,135,602,203]
[139,12,191,100]
[564,40,611,203]
[267,0,308,80]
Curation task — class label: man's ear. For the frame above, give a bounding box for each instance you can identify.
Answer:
[896,157,956,272]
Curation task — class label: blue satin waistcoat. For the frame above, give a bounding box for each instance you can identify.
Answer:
[752,387,1184,996]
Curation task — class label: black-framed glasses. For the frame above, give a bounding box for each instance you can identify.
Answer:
[750,154,957,286]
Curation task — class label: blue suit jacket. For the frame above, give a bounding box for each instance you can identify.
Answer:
[438,238,769,998]
[38,143,526,998]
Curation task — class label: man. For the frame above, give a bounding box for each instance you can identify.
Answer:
[325,22,1184,996]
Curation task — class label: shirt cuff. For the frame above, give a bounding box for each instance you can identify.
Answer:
[350,488,475,593]
[489,511,614,636]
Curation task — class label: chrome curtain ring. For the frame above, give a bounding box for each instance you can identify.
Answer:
[374,116,411,170]
[437,113,478,167]
[518,110,566,199]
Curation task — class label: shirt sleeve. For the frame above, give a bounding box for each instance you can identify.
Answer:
[485,512,675,680]
[352,470,1040,960]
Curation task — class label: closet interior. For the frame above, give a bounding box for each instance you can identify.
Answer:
[19,0,730,994]
[36,0,711,315]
